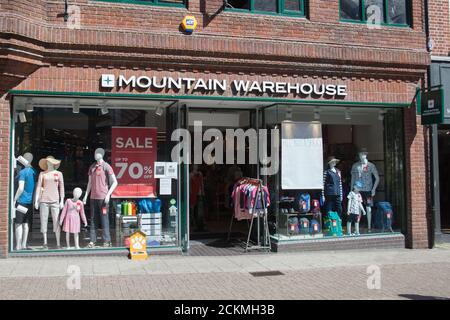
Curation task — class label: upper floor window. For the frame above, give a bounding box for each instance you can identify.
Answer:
[95,0,186,7]
[226,0,306,17]
[340,0,411,26]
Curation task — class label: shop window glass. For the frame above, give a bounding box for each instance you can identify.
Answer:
[387,0,407,25]
[340,0,409,26]
[12,97,180,252]
[227,0,305,16]
[365,0,385,24]
[340,0,361,20]
[262,105,405,242]
[254,0,277,12]
[227,0,251,10]
[284,0,301,11]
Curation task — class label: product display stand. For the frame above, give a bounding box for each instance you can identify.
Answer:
[228,179,271,253]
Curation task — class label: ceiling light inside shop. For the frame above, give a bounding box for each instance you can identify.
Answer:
[378,109,387,121]
[18,112,27,123]
[345,108,351,121]
[25,98,34,112]
[155,106,164,117]
[285,107,293,120]
[98,100,109,115]
[314,107,321,120]
[72,100,80,114]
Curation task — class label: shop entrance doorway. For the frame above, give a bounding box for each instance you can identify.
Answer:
[187,107,259,245]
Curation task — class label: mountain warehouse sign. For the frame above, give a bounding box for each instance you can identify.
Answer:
[101,74,348,98]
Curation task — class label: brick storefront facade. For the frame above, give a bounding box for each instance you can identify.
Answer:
[0,0,431,257]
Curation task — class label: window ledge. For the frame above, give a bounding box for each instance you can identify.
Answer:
[223,9,308,21]
[91,0,187,9]
[339,19,412,30]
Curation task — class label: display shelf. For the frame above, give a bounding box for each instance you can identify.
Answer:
[278,211,323,236]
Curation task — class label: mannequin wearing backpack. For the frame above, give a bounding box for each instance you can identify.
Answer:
[83,148,118,248]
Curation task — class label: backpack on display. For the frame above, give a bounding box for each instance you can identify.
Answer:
[298,193,311,213]
[310,219,320,235]
[311,199,320,213]
[299,218,310,234]
[325,211,343,237]
[376,202,394,232]
[288,217,299,235]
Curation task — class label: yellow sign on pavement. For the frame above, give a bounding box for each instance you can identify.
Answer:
[129,231,148,261]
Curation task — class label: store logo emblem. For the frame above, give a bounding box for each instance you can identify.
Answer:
[101,74,116,88]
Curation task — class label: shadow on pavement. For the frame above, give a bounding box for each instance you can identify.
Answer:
[399,294,450,300]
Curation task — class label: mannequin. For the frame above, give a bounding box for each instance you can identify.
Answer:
[13,153,36,250]
[350,149,380,232]
[322,156,343,217]
[189,164,205,231]
[35,156,65,249]
[83,148,118,248]
[346,181,367,236]
[60,188,87,249]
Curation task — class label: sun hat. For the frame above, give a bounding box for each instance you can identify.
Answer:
[358,148,369,155]
[39,156,61,171]
[327,156,340,164]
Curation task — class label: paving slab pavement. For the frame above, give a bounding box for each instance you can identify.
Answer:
[0,247,449,299]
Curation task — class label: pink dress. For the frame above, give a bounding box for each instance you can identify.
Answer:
[59,199,87,233]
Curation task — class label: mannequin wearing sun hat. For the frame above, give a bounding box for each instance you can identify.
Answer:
[322,156,343,218]
[83,148,118,248]
[35,156,65,250]
[350,148,380,232]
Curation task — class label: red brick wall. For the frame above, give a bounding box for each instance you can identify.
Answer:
[428,0,450,56]
[0,0,431,255]
[13,64,420,104]
[404,106,430,249]
[0,95,10,258]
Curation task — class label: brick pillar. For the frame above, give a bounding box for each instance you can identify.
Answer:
[0,94,10,258]
[404,106,430,249]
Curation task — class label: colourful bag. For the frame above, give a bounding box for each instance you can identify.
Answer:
[310,219,320,235]
[288,217,299,235]
[299,217,310,234]
[376,202,394,232]
[298,193,311,213]
[325,211,343,237]
[311,199,320,213]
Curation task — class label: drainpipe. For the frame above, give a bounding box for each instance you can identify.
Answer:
[424,0,441,248]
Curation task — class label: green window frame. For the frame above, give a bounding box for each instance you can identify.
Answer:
[94,0,186,8]
[339,0,411,27]
[226,0,306,17]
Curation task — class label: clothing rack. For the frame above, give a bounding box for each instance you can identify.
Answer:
[227,178,271,253]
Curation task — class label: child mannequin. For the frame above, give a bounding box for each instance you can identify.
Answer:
[346,181,366,236]
[59,188,87,249]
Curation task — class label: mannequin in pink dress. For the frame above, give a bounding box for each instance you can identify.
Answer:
[59,188,87,249]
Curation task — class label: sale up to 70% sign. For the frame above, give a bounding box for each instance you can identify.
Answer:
[115,158,153,180]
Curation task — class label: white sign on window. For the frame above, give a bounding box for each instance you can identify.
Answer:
[281,122,323,190]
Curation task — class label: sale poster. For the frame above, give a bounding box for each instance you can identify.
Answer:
[111,127,157,197]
